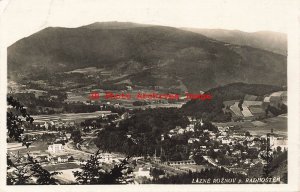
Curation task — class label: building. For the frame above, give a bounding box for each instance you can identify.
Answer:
[58,155,69,163]
[178,128,185,134]
[133,166,152,179]
[168,160,196,166]
[28,151,42,158]
[36,155,49,162]
[50,155,69,164]
[169,126,185,135]
[43,122,49,130]
[51,157,59,164]
[221,138,232,145]
[186,124,195,132]
[188,138,200,144]
[48,143,64,153]
[263,91,287,110]
[121,112,129,120]
[270,138,288,151]
[98,153,115,163]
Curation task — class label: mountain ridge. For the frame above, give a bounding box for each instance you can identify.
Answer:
[182,28,287,55]
[8,22,287,92]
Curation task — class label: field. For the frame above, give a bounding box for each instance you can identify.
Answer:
[213,114,287,137]
[54,168,81,183]
[7,142,49,154]
[64,67,106,74]
[31,111,113,123]
[241,114,287,137]
[65,93,89,103]
[43,162,81,172]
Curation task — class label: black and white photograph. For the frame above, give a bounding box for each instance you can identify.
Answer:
[1,0,300,191]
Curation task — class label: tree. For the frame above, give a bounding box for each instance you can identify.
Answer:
[73,150,133,184]
[245,131,251,137]
[7,96,34,141]
[22,141,32,149]
[238,99,244,111]
[28,155,60,184]
[248,163,264,177]
[68,156,75,162]
[7,154,32,185]
[7,96,59,185]
[160,154,167,162]
[150,168,165,179]
[193,154,204,165]
[83,126,91,133]
[276,146,282,153]
[170,152,182,161]
[7,154,60,185]
[71,129,82,144]
[260,134,273,177]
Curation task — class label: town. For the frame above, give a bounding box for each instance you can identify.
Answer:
[7,79,287,184]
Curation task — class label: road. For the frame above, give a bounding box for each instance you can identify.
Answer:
[64,142,93,156]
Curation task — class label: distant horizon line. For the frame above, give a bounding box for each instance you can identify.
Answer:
[48,21,288,34]
[8,20,286,46]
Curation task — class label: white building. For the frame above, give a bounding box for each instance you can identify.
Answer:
[178,128,185,134]
[134,167,152,179]
[48,143,64,153]
[43,122,49,130]
[221,138,232,145]
[57,155,69,163]
[98,153,117,163]
[188,138,200,144]
[186,124,195,132]
[270,138,288,151]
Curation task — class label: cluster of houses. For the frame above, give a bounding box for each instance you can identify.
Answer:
[10,150,74,165]
[166,118,204,138]
[20,131,67,144]
[32,119,76,130]
[23,142,74,164]
[162,116,287,173]
[30,111,118,131]
[96,153,121,164]
[263,133,288,151]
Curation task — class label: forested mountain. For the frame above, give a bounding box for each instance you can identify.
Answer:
[8,22,287,92]
[182,28,287,55]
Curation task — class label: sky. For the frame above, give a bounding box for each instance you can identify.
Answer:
[0,0,295,46]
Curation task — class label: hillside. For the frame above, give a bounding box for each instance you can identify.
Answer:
[8,22,287,92]
[182,28,287,55]
[181,83,285,121]
[206,83,285,101]
[80,21,152,29]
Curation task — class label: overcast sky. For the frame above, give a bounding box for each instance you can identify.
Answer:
[0,0,294,46]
